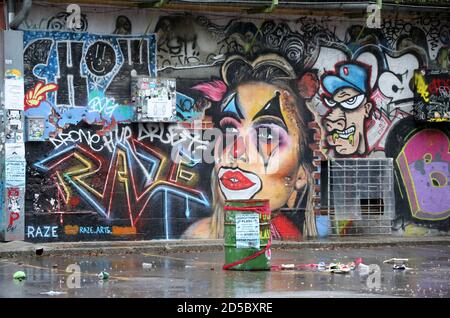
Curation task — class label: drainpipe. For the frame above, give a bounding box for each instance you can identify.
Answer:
[8,0,32,30]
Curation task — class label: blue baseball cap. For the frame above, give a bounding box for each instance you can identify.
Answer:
[322,63,369,96]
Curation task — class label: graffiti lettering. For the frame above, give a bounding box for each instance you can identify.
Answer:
[138,122,210,155]
[79,226,111,235]
[415,72,430,102]
[56,41,88,107]
[50,129,103,152]
[88,95,118,117]
[26,225,58,238]
[7,212,20,232]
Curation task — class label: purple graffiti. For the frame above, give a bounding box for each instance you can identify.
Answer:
[397,129,450,220]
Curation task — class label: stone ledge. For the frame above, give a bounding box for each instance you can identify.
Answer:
[1,236,450,258]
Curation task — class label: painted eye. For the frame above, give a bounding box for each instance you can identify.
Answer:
[324,97,337,107]
[219,117,241,134]
[340,94,365,109]
[258,129,274,142]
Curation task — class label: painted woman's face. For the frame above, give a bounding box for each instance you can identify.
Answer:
[214,82,304,210]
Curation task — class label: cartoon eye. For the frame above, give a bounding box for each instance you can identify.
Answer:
[324,97,337,107]
[341,94,365,109]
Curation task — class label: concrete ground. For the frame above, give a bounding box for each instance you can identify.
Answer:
[0,238,449,298]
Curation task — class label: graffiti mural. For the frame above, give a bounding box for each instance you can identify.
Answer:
[183,54,316,240]
[320,61,374,156]
[396,129,450,221]
[27,123,211,240]
[414,69,450,122]
[23,30,157,138]
[307,43,426,157]
[385,118,450,235]
[20,7,450,241]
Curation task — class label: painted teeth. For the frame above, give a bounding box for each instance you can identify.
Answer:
[332,126,356,143]
[230,178,238,183]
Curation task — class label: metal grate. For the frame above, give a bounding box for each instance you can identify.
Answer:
[326,159,395,236]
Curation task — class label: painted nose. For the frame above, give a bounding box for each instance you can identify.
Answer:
[325,117,346,132]
[232,136,246,159]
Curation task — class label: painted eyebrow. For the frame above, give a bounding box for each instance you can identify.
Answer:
[251,91,287,127]
[220,111,242,123]
[337,91,351,98]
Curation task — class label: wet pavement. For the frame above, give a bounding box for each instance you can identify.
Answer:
[0,244,449,298]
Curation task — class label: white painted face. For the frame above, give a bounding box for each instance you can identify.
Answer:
[217,167,262,200]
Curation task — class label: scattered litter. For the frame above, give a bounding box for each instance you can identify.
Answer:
[210,267,215,271]
[317,262,326,271]
[383,258,408,264]
[52,264,58,268]
[13,271,26,281]
[142,263,154,269]
[184,265,195,269]
[355,258,363,266]
[270,265,281,270]
[393,264,407,271]
[35,248,44,256]
[328,263,351,274]
[281,264,295,270]
[98,271,110,280]
[271,260,360,273]
[40,291,67,296]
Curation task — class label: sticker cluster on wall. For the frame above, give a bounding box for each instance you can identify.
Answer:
[1,30,26,241]
[131,76,177,122]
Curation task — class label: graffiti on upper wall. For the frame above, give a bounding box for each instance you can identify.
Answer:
[414,69,450,122]
[23,30,157,138]
[47,11,89,32]
[155,16,334,72]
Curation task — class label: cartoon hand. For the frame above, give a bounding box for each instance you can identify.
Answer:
[25,82,58,110]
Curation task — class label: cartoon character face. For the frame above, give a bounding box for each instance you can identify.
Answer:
[85,42,116,76]
[8,194,20,212]
[214,82,305,210]
[322,87,372,155]
[321,62,373,155]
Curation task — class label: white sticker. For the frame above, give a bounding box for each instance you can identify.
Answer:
[5,160,26,186]
[5,78,24,110]
[5,143,25,158]
[235,213,260,249]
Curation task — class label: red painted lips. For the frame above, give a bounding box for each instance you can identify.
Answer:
[220,170,255,190]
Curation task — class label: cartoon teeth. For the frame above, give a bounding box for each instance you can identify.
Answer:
[331,126,356,145]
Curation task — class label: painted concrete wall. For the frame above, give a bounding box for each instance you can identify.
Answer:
[18,4,450,241]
